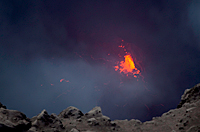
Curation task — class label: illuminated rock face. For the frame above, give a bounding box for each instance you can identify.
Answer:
[0,83,200,132]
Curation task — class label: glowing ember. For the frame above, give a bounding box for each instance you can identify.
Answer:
[115,54,140,77]
[60,79,65,82]
[60,79,70,83]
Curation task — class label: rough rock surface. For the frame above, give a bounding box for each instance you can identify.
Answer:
[0,83,200,132]
[177,83,200,108]
[0,107,31,132]
[58,106,84,119]
[28,109,65,132]
[0,102,6,109]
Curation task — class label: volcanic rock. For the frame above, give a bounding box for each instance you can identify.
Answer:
[70,128,79,132]
[0,102,6,109]
[177,83,200,108]
[87,118,99,126]
[58,106,84,119]
[85,106,102,118]
[28,109,64,132]
[0,83,200,132]
[0,108,31,132]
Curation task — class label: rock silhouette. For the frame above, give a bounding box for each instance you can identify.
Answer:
[1,83,200,132]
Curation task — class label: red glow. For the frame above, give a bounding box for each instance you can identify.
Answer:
[60,79,64,82]
[115,54,140,77]
[60,79,70,83]
[118,45,125,48]
[144,104,149,111]
[57,92,67,98]
[114,42,142,78]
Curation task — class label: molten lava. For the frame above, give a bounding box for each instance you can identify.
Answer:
[115,54,140,77]
[74,39,142,78]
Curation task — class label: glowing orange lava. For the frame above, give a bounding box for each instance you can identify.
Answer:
[115,54,140,77]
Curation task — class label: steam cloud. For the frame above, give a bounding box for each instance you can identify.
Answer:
[0,0,200,122]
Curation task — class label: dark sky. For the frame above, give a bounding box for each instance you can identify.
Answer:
[0,0,200,122]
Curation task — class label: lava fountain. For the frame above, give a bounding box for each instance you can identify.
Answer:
[114,42,142,78]
[114,54,140,77]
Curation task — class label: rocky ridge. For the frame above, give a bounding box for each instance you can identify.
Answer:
[0,83,200,132]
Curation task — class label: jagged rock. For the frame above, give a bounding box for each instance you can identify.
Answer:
[186,107,196,113]
[129,119,142,125]
[37,109,53,123]
[186,125,200,132]
[58,106,84,119]
[76,118,82,122]
[28,109,64,132]
[177,83,200,108]
[0,108,31,132]
[87,118,99,126]
[70,128,79,132]
[85,106,102,118]
[27,126,37,132]
[1,83,200,132]
[0,102,6,109]
[97,115,110,122]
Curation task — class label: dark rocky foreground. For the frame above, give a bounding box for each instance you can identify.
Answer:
[1,84,200,132]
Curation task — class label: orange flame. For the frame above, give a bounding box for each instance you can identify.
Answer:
[115,54,140,77]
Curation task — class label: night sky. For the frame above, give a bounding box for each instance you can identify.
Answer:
[0,0,200,122]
